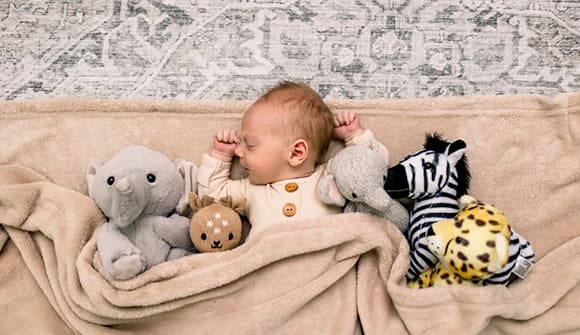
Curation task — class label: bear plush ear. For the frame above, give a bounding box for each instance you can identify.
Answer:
[218,196,247,215]
[189,193,216,213]
[232,198,247,215]
[86,161,102,198]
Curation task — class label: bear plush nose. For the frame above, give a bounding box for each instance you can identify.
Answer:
[211,240,222,249]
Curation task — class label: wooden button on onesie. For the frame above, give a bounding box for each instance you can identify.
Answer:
[282,203,297,217]
[285,182,299,193]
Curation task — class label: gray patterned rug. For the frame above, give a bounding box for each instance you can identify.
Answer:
[1,0,579,100]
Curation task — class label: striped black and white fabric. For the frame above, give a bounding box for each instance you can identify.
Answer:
[396,143,468,282]
[386,134,470,283]
[484,229,535,285]
[393,134,535,285]
[406,177,463,281]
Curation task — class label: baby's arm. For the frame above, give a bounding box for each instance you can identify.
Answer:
[197,129,247,201]
[333,111,389,161]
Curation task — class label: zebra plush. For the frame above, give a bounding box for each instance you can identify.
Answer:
[385,134,471,283]
[386,134,535,286]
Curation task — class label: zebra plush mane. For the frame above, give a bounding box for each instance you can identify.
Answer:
[404,133,472,282]
[423,133,471,198]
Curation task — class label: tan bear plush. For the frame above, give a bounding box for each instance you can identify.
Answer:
[188,194,246,252]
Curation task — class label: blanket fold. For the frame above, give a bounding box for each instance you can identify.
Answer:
[1,93,579,334]
[0,165,409,334]
[1,164,580,335]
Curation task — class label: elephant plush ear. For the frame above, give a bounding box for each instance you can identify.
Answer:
[176,160,198,215]
[318,174,346,207]
[369,139,390,164]
[86,161,102,198]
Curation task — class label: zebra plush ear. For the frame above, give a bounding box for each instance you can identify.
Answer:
[445,139,467,166]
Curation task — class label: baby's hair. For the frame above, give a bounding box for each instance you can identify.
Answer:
[257,81,334,163]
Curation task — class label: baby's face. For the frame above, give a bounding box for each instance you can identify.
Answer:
[234,101,294,184]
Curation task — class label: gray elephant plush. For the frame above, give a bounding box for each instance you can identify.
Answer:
[87,145,197,280]
[318,141,409,233]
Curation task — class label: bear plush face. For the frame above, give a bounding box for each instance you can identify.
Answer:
[189,194,246,253]
[190,203,242,252]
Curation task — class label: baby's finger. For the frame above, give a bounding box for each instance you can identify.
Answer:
[345,111,356,123]
[216,129,232,142]
[334,112,347,126]
[230,130,240,143]
[215,130,226,142]
[227,129,241,143]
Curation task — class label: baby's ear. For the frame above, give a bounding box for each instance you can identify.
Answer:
[288,139,308,166]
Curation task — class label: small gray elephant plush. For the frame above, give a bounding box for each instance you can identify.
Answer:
[87,145,197,280]
[318,141,409,233]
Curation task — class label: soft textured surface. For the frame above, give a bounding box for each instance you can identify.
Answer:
[1,1,579,100]
[0,93,579,334]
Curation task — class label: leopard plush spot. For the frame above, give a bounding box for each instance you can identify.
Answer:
[411,195,512,288]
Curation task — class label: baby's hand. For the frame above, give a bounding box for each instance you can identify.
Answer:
[211,129,239,161]
[333,111,363,140]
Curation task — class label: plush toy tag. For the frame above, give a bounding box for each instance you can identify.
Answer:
[512,256,533,279]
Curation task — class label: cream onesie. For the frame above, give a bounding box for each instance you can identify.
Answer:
[197,129,378,239]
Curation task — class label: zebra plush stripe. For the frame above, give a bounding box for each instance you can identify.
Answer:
[387,134,470,282]
[484,230,536,285]
[389,133,535,286]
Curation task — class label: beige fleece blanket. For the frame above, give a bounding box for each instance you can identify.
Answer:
[1,94,579,335]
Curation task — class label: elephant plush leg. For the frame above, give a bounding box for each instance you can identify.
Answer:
[110,254,147,280]
[154,214,195,251]
[167,247,193,260]
[97,222,146,280]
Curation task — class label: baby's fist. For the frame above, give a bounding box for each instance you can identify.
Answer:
[333,111,363,140]
[212,129,239,160]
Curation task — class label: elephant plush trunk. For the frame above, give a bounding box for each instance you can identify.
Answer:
[110,172,149,227]
[364,187,410,233]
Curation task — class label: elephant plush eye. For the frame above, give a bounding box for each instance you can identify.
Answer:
[147,174,156,183]
[107,176,115,185]
[228,233,234,240]
[201,233,207,240]
[351,192,358,199]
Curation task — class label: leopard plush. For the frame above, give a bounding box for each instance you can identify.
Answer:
[408,195,511,288]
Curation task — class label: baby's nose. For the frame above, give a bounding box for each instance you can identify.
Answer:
[234,145,242,157]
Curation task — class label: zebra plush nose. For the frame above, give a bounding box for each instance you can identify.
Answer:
[384,164,409,199]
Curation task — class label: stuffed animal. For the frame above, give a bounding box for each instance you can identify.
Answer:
[408,195,535,288]
[87,145,197,280]
[383,133,471,282]
[188,194,246,252]
[318,140,409,233]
